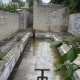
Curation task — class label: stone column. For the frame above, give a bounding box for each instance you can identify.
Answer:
[23,9,27,30]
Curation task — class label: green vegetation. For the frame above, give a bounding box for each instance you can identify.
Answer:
[51,0,80,13]
[29,0,33,12]
[18,0,25,8]
[0,50,4,60]
[51,0,64,4]
[0,2,17,12]
[17,36,22,42]
[0,54,4,60]
[51,37,80,77]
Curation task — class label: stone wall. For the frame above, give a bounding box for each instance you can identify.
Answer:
[0,11,19,41]
[33,0,69,32]
[19,10,33,30]
[0,32,32,80]
[68,13,80,36]
[29,12,33,26]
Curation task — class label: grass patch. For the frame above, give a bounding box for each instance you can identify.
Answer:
[0,50,4,60]
[17,36,22,42]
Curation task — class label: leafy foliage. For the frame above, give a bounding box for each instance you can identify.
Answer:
[0,54,4,60]
[51,41,62,47]
[64,64,73,77]
[51,0,64,4]
[67,47,77,61]
[0,49,4,60]
[51,0,80,13]
[17,36,21,42]
[51,37,80,77]
[60,53,67,64]
[55,64,63,71]
[18,0,25,8]
[64,64,79,77]
[29,0,33,12]
[63,37,74,44]
[0,2,17,12]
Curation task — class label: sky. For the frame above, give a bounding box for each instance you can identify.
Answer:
[2,0,51,4]
[42,0,51,3]
[23,0,25,2]
[2,0,26,4]
[2,0,8,3]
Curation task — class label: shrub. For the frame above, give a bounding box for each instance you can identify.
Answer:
[29,0,33,12]
[17,36,21,42]
[0,2,17,12]
[0,49,4,60]
[50,0,80,13]
[0,54,4,60]
[51,37,80,77]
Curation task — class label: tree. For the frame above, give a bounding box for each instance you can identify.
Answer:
[29,0,33,12]
[50,0,80,13]
[51,0,64,4]
[18,0,25,7]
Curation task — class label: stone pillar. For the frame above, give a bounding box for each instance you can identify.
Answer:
[33,0,38,30]
[23,10,27,30]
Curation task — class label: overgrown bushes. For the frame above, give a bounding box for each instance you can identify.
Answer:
[29,0,33,12]
[16,36,21,42]
[51,0,80,13]
[0,2,17,12]
[0,49,4,60]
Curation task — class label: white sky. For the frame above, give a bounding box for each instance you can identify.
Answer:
[42,0,51,3]
[23,0,25,2]
[2,0,26,4]
[2,0,8,4]
[2,0,51,4]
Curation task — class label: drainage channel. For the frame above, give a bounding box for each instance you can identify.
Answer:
[8,38,71,80]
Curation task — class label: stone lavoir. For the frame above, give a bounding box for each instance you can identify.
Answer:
[0,32,79,80]
[8,37,71,80]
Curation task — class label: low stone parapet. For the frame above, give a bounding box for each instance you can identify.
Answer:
[0,32,32,80]
[53,33,80,80]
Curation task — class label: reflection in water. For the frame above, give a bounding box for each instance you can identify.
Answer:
[8,38,71,80]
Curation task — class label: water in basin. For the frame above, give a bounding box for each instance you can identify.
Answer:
[8,38,71,80]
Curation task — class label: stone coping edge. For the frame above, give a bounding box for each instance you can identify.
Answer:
[0,32,79,80]
[35,32,80,80]
[53,33,80,80]
[0,32,32,80]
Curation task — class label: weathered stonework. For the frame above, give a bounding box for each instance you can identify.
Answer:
[0,11,19,41]
[33,0,69,32]
[19,9,33,30]
[68,13,80,36]
[0,32,32,80]
[53,33,80,80]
